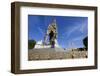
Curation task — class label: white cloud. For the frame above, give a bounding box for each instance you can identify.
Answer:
[79,22,87,33]
[37,27,45,35]
[62,25,80,39]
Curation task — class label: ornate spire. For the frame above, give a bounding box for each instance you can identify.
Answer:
[43,18,57,46]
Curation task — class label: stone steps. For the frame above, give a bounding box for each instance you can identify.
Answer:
[28,48,87,60]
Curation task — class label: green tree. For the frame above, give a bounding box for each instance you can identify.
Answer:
[83,37,88,50]
[28,40,36,49]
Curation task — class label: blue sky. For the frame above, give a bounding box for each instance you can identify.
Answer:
[28,15,88,49]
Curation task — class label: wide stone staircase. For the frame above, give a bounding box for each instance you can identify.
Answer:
[28,48,87,60]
